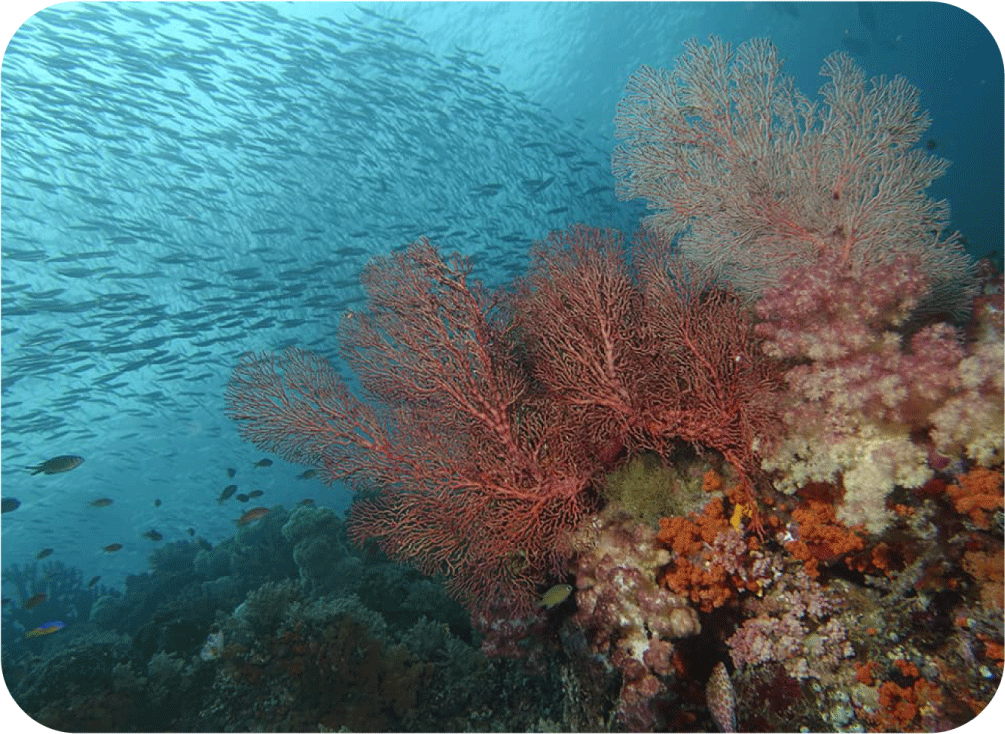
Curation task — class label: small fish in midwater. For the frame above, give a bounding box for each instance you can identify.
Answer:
[247,490,263,499]
[187,527,195,536]
[1,497,21,513]
[28,455,85,475]
[539,583,573,609]
[227,467,236,478]
[87,576,101,588]
[103,543,123,552]
[26,619,65,639]
[25,593,46,609]
[298,498,315,507]
[26,620,65,638]
[253,458,273,468]
[235,493,249,503]
[142,530,163,542]
[218,485,238,503]
[235,507,269,526]
[36,548,54,560]
[154,498,162,508]
[88,498,114,507]
[297,469,317,480]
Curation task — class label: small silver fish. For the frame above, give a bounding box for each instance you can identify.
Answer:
[28,455,84,475]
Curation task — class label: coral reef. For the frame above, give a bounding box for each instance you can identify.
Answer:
[570,504,702,729]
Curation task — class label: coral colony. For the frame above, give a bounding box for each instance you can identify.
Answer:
[221,38,1003,731]
[4,34,1001,734]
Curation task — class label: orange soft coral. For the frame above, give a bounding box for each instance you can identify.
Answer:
[658,497,765,611]
[946,467,1004,529]
[785,500,864,577]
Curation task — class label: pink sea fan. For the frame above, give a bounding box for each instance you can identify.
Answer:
[613,36,969,296]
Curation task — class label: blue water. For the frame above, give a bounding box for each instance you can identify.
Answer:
[0,2,1001,727]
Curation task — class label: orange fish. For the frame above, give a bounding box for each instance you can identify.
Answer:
[25,593,46,610]
[235,507,269,526]
[103,543,123,552]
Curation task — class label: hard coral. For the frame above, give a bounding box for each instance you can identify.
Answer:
[572,504,701,730]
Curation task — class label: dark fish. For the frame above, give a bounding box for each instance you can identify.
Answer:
[187,527,195,537]
[28,455,85,475]
[926,138,938,151]
[154,498,162,507]
[142,529,163,542]
[296,469,317,480]
[235,507,269,526]
[235,493,250,503]
[88,498,114,507]
[227,468,236,478]
[1,497,20,513]
[253,458,273,468]
[87,576,101,588]
[36,548,54,560]
[25,593,46,609]
[103,543,123,552]
[298,498,316,507]
[247,490,264,499]
[218,485,238,503]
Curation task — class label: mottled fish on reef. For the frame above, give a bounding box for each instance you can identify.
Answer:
[539,583,573,609]
[1,497,21,513]
[247,490,263,499]
[235,493,250,502]
[88,498,114,507]
[36,548,54,560]
[253,458,273,467]
[142,529,163,541]
[154,498,162,507]
[297,469,317,480]
[200,630,224,661]
[227,468,237,478]
[235,507,269,526]
[103,543,123,552]
[87,576,101,588]
[28,455,84,475]
[26,620,65,638]
[218,485,238,503]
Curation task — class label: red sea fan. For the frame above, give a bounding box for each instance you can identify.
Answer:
[227,239,599,618]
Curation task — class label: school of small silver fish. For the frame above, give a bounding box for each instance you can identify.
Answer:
[0,2,634,586]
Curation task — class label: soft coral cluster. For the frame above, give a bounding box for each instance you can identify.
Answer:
[753,255,999,533]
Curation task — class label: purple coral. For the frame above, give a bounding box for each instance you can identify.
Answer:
[570,506,700,729]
